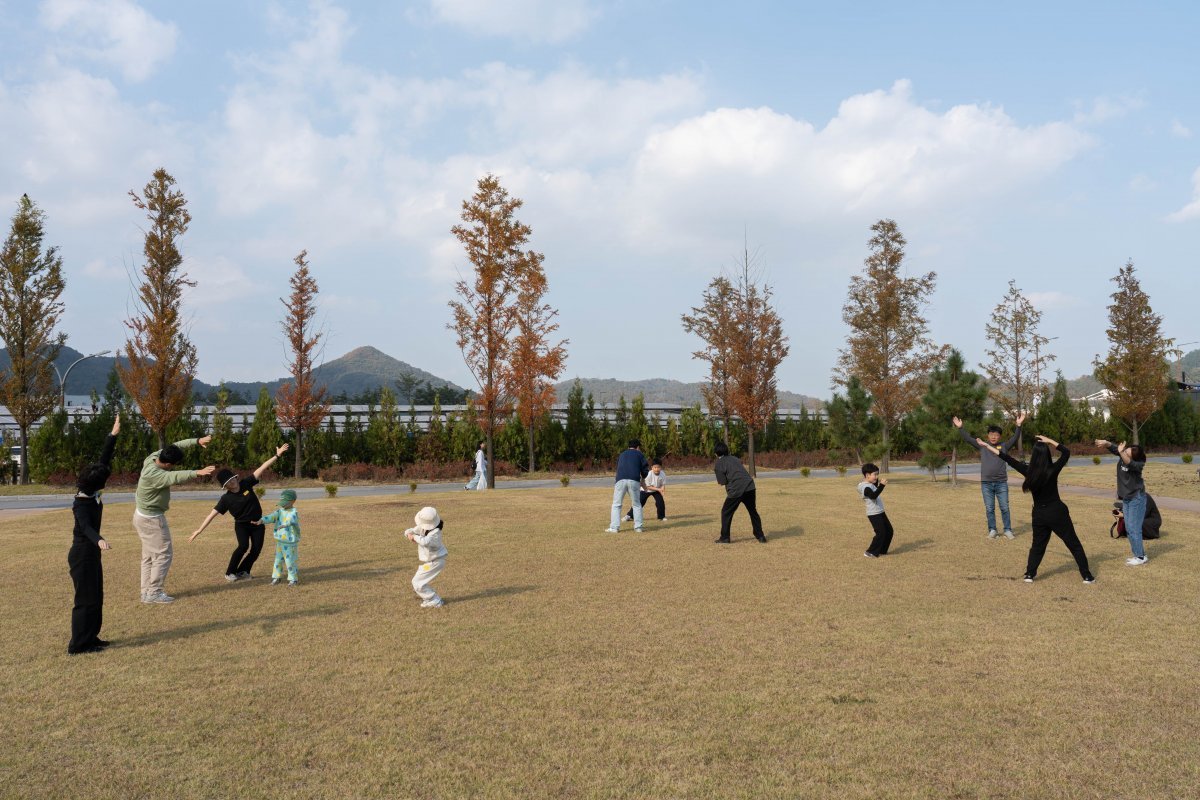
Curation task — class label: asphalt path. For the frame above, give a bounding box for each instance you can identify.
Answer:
[2,455,1196,514]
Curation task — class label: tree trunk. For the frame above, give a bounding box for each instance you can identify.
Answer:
[18,425,28,485]
[156,430,167,452]
[881,421,891,473]
[747,428,756,477]
[1131,418,1140,446]
[294,427,303,478]
[527,423,535,473]
[951,446,958,487]
[486,434,495,489]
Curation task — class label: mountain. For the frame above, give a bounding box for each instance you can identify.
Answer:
[0,345,464,403]
[553,377,822,409]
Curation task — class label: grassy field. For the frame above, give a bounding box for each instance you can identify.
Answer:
[1058,461,1200,503]
[2,475,1198,799]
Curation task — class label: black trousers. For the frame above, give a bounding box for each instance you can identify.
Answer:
[867,513,894,555]
[624,491,666,520]
[68,543,103,653]
[719,490,764,540]
[1026,503,1092,578]
[226,521,265,576]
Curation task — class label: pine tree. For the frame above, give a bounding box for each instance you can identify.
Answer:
[246,386,283,465]
[914,349,988,486]
[825,376,878,465]
[0,194,67,482]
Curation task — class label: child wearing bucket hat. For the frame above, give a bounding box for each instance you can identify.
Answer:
[404,506,448,608]
[188,444,290,582]
[258,489,302,586]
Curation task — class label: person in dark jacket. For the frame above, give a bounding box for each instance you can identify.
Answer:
[713,441,765,544]
[68,417,120,655]
[605,439,649,533]
[1095,439,1150,566]
[980,434,1094,584]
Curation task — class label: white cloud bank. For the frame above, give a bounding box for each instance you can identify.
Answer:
[40,0,178,82]
[1167,167,1200,222]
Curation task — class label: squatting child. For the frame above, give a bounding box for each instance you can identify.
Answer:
[858,463,894,558]
[405,506,448,608]
[258,489,301,586]
[625,458,668,522]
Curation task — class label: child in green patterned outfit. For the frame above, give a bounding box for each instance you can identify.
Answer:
[258,489,301,586]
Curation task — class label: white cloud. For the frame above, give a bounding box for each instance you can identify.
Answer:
[40,0,178,82]
[1167,167,1200,223]
[428,0,598,43]
[1170,119,1192,139]
[1071,94,1143,125]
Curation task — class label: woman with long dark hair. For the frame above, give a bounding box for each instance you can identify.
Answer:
[978,434,1094,584]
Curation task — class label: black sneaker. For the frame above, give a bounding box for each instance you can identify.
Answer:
[93,639,111,649]
[755,535,767,543]
[864,551,879,558]
[1083,575,1096,584]
[1023,574,1034,583]
[714,537,731,544]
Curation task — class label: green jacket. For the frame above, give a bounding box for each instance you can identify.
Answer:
[135,439,201,515]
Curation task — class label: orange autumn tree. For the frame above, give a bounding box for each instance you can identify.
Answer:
[118,168,198,450]
[275,250,330,477]
[681,276,737,445]
[510,259,568,472]
[448,175,541,488]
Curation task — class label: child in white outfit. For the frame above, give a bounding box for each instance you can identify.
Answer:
[405,506,448,608]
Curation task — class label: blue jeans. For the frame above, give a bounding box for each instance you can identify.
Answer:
[611,479,643,530]
[980,480,1011,532]
[1123,491,1147,558]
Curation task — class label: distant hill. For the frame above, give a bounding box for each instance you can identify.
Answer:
[0,344,464,404]
[553,377,821,410]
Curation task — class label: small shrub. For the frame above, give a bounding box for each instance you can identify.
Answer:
[1092,455,1102,465]
[255,486,266,498]
[324,484,338,498]
[1183,454,1194,464]
[560,474,570,487]
[409,481,418,493]
[800,467,811,477]
[835,465,847,477]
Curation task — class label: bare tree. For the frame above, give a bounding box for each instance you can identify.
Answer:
[981,279,1054,445]
[117,168,198,450]
[0,194,66,483]
[275,250,330,477]
[834,219,946,472]
[1093,260,1177,444]
[447,175,540,488]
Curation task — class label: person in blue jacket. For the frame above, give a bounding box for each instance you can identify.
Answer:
[605,439,649,533]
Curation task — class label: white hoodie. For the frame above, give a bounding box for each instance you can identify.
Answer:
[406,525,448,562]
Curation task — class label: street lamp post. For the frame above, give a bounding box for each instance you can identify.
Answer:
[52,350,112,412]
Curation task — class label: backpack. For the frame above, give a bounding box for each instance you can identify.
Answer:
[1110,496,1162,539]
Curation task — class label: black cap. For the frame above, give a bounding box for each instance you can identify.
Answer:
[216,468,237,487]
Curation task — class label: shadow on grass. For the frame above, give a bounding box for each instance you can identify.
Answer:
[449,585,539,604]
[1038,541,1185,580]
[118,604,346,647]
[766,525,803,541]
[889,537,935,556]
[173,560,376,598]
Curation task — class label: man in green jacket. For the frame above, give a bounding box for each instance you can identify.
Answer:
[135,436,215,603]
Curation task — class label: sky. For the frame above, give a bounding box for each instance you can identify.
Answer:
[1,0,1197,399]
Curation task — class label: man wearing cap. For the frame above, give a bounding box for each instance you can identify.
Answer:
[189,444,290,582]
[133,435,217,604]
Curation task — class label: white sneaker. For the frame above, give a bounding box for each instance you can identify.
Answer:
[224,574,238,583]
[661,517,669,522]
[987,530,998,539]
[603,528,619,533]
[420,599,444,608]
[271,578,281,585]
[1003,530,1015,540]
[1125,556,1149,566]
[144,591,175,604]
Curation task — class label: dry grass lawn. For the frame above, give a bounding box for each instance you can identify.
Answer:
[2,475,1198,799]
[1058,461,1200,503]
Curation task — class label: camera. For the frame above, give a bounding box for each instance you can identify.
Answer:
[1112,502,1123,518]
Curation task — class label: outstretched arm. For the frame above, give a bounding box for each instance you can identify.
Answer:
[980,438,1026,475]
[98,417,120,468]
[254,443,290,480]
[189,509,221,542]
[954,421,981,451]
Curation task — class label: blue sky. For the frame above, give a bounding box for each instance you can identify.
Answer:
[1,0,1197,398]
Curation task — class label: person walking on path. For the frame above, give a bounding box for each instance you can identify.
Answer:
[67,417,120,655]
[134,435,216,604]
[713,441,766,544]
[954,412,1025,539]
[188,443,290,581]
[981,434,1095,584]
[258,489,302,586]
[464,441,487,491]
[404,506,448,608]
[1096,438,1150,566]
[605,439,649,533]
[858,463,893,558]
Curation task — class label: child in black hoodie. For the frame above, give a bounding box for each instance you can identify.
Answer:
[67,417,120,655]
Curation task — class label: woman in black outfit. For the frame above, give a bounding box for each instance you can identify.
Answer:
[68,417,120,654]
[978,433,1094,584]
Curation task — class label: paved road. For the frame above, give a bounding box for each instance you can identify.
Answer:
[3,455,1196,513]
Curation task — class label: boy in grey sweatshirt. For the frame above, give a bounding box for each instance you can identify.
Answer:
[953,413,1024,539]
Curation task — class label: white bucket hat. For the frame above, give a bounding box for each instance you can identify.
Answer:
[414,506,442,531]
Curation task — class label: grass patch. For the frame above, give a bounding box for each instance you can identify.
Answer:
[3,475,1198,798]
[1060,461,1200,502]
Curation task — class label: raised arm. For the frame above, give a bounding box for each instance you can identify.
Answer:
[97,417,120,469]
[254,443,290,480]
[1002,414,1024,451]
[953,418,981,451]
